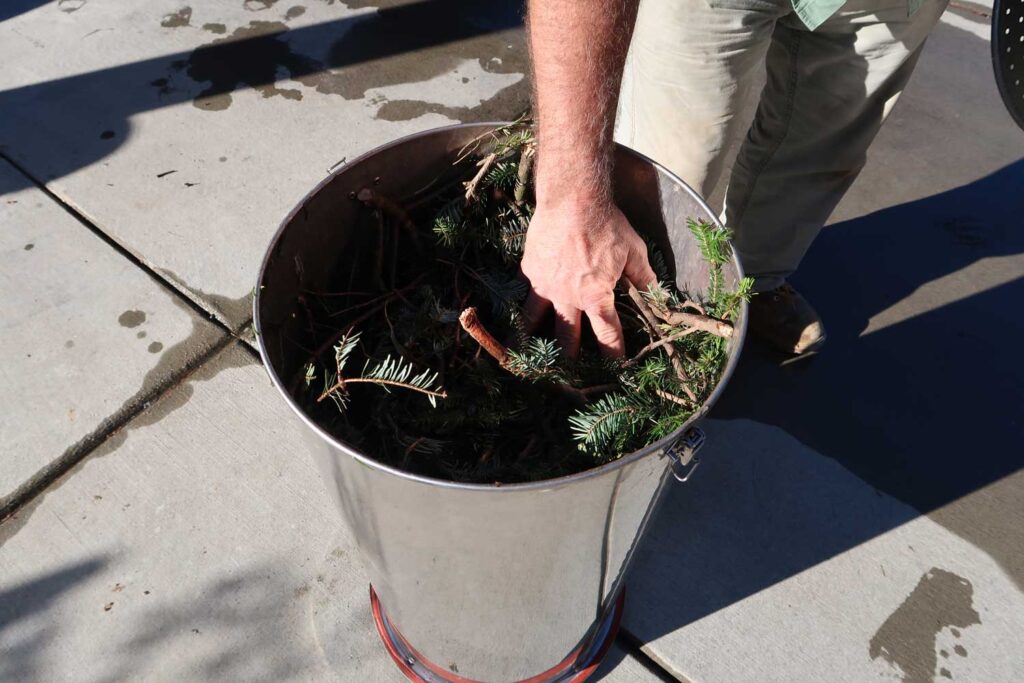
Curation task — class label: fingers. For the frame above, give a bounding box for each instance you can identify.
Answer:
[622,244,659,291]
[522,290,551,334]
[553,301,582,358]
[586,296,625,358]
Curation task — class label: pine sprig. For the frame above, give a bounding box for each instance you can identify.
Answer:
[569,394,640,453]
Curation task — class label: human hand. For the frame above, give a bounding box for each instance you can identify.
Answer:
[520,198,658,358]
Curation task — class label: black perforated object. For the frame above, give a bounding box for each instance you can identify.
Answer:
[993,0,1024,130]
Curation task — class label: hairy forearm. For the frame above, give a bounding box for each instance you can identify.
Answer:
[527,0,640,210]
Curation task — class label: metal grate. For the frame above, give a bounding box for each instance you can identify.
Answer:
[993,0,1024,130]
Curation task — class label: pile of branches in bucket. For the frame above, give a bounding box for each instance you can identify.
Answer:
[296,121,752,484]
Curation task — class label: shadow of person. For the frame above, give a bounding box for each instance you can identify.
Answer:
[624,159,1024,648]
[0,557,108,682]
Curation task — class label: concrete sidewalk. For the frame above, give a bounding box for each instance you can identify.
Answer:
[2,1,1022,682]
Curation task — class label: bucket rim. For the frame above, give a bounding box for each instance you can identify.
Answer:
[253,121,748,493]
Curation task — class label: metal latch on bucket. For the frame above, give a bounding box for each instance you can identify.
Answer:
[665,427,706,483]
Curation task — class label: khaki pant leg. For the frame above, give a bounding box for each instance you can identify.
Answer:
[616,0,788,200]
[724,0,950,290]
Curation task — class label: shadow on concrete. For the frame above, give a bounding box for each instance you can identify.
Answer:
[626,159,1024,643]
[0,0,51,24]
[0,0,525,194]
[0,557,108,682]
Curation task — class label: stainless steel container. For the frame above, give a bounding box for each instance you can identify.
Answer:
[253,123,747,682]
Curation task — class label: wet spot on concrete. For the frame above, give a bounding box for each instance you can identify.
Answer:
[953,644,967,657]
[172,20,314,110]
[24,243,34,251]
[162,3,526,120]
[148,342,164,354]
[869,568,980,683]
[461,76,469,83]
[940,649,949,658]
[203,22,227,34]
[244,0,279,10]
[161,7,192,28]
[285,5,306,19]
[137,330,147,339]
[939,669,952,679]
[118,310,146,328]
[65,340,75,349]
[99,130,115,140]
[218,156,228,162]
[58,0,87,13]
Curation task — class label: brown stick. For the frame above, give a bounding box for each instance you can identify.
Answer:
[624,328,701,367]
[463,153,497,202]
[356,188,418,239]
[655,309,734,338]
[459,307,509,367]
[514,146,534,206]
[655,388,691,406]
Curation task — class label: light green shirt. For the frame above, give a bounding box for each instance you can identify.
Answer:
[793,0,924,29]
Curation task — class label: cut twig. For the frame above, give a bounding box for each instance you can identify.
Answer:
[514,146,534,206]
[357,188,418,240]
[655,388,691,406]
[459,307,509,367]
[464,153,497,202]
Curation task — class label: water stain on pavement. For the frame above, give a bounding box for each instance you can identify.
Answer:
[869,568,980,683]
[118,310,146,328]
[285,5,306,19]
[161,7,192,28]
[148,341,164,354]
[154,1,527,120]
[202,22,227,34]
[245,0,280,10]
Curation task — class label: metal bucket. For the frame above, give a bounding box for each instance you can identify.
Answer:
[253,123,747,682]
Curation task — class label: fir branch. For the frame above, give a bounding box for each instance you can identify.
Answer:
[569,394,637,453]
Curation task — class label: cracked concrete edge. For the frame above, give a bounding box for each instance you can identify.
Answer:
[0,150,254,337]
[0,334,252,523]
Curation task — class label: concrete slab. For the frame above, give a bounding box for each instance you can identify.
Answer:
[623,419,1024,683]
[0,344,660,682]
[0,0,529,329]
[0,158,225,505]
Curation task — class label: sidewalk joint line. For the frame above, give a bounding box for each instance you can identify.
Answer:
[0,336,240,525]
[616,628,692,682]
[0,151,248,341]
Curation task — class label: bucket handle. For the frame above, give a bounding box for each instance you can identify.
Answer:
[665,427,706,483]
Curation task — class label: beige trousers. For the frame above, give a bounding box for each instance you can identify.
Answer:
[616,0,949,290]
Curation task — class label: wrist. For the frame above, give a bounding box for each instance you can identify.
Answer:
[534,165,613,216]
